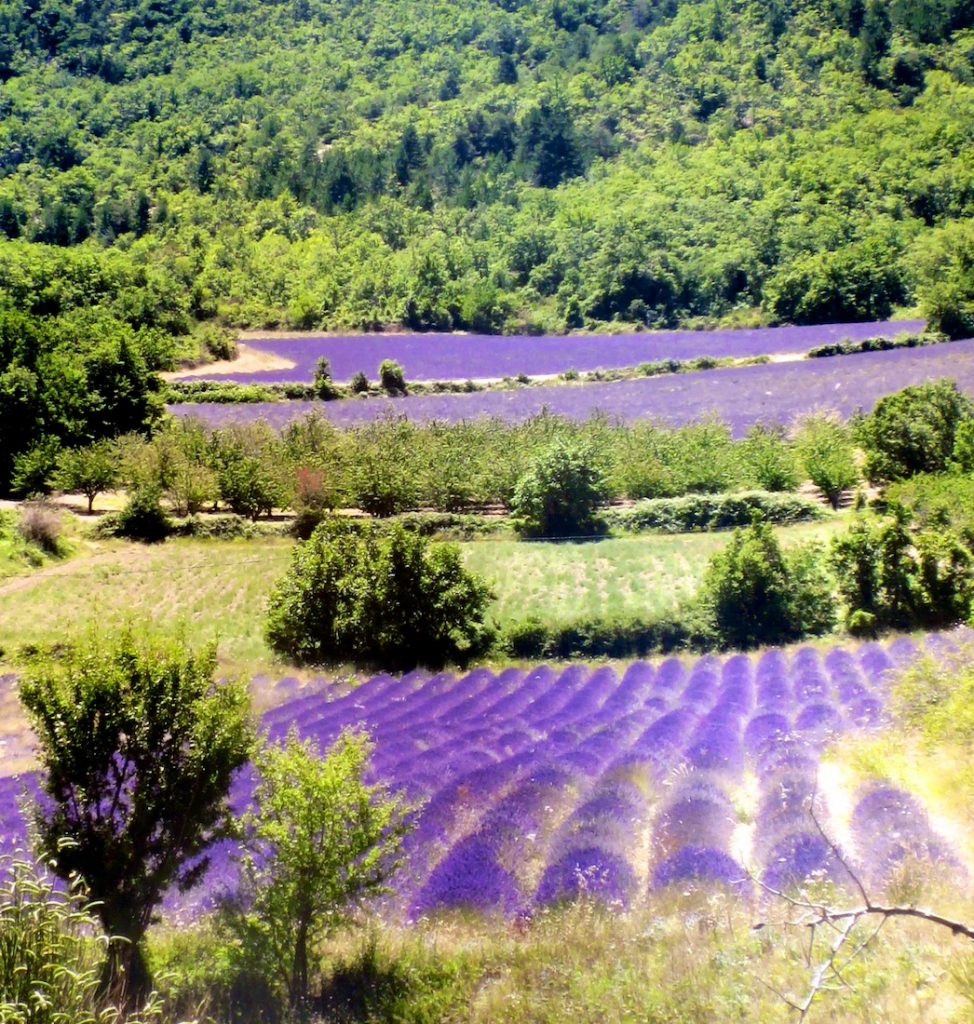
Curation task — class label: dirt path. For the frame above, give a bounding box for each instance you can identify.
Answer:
[161,342,296,380]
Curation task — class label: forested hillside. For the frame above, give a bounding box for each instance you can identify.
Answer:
[0,0,973,339]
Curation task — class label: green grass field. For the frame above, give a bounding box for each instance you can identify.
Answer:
[0,519,846,676]
[460,520,845,628]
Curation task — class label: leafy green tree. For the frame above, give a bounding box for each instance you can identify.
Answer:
[516,95,584,189]
[764,240,905,324]
[699,517,835,648]
[913,219,974,340]
[18,631,254,1004]
[53,439,119,512]
[231,730,412,1011]
[953,417,974,473]
[511,439,609,537]
[212,423,291,519]
[829,507,973,629]
[830,515,882,619]
[265,516,494,668]
[115,485,172,542]
[740,424,800,492]
[857,379,974,482]
[794,414,859,508]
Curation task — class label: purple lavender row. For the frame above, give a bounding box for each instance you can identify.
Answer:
[184,320,926,384]
[170,335,974,437]
[851,785,961,890]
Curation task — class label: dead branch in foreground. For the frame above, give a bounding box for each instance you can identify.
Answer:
[751,792,974,1020]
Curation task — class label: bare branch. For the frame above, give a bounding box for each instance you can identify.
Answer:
[806,786,871,907]
[797,914,860,1021]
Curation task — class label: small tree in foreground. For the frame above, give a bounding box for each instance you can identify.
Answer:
[18,631,254,1005]
[229,730,412,1011]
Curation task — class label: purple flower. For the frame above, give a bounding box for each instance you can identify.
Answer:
[852,785,961,885]
[411,836,521,917]
[536,846,638,907]
[652,846,749,891]
[761,832,854,893]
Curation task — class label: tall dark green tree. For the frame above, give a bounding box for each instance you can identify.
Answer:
[517,96,584,188]
[19,631,254,1005]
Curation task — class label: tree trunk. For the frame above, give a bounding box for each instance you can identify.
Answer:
[99,928,151,1010]
[290,916,310,1010]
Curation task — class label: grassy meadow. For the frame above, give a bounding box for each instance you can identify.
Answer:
[461,520,844,629]
[151,879,974,1024]
[0,518,847,676]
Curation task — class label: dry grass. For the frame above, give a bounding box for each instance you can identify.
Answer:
[0,536,295,676]
[152,887,974,1023]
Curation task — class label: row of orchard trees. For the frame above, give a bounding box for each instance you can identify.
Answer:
[46,409,863,521]
[4,631,411,1020]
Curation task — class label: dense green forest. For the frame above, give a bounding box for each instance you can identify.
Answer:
[1,0,973,338]
[3,0,974,492]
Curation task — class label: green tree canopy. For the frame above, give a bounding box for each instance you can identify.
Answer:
[265,517,495,668]
[18,631,254,1004]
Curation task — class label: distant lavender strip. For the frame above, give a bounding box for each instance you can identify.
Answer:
[170,335,974,437]
[191,320,925,383]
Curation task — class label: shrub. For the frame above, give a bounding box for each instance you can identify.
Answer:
[794,413,858,508]
[18,630,254,1004]
[115,485,172,542]
[378,359,406,395]
[16,500,64,554]
[313,357,337,400]
[499,612,710,660]
[511,439,609,538]
[857,379,974,482]
[292,465,335,539]
[698,518,836,648]
[605,491,824,534]
[197,322,238,361]
[885,472,974,544]
[351,371,370,393]
[265,517,495,669]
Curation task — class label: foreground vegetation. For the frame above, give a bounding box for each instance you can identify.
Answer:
[7,634,974,1023]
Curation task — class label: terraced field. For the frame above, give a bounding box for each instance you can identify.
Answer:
[2,634,967,921]
[191,320,924,384]
[171,336,974,435]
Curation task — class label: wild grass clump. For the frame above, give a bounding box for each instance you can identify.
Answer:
[146,891,974,1023]
[15,500,64,555]
[0,846,164,1024]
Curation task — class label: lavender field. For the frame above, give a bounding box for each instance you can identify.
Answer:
[171,335,974,436]
[188,320,924,384]
[1,636,967,921]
